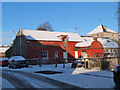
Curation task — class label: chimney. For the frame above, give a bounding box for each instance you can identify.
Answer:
[93,37,97,42]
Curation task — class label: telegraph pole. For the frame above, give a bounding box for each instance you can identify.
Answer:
[99,18,102,24]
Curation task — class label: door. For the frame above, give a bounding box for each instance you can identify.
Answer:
[63,51,67,59]
[63,51,68,62]
[75,51,78,58]
[83,53,88,61]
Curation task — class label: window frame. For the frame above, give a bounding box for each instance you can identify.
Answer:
[54,51,58,59]
[42,50,48,59]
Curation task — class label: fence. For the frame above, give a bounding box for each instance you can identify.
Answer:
[27,57,120,70]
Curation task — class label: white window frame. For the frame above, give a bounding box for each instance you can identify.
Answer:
[112,34,115,37]
[54,51,58,59]
[42,50,48,59]
[63,51,68,59]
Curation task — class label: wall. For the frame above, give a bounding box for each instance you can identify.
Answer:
[13,35,27,58]
[89,41,104,57]
[26,40,78,59]
[87,32,118,44]
[74,40,104,58]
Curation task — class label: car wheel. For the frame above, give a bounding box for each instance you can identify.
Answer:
[114,73,120,88]
[13,64,17,69]
[8,64,11,68]
[25,65,28,68]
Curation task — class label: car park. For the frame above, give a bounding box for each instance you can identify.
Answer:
[0,57,9,66]
[113,65,120,88]
[8,56,28,69]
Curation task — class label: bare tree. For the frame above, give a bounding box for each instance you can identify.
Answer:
[37,22,53,31]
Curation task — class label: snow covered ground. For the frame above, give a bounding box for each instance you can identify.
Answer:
[2,63,115,88]
[0,76,15,88]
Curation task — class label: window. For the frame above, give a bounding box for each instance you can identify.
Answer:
[54,51,58,58]
[62,37,65,42]
[106,49,108,52]
[111,49,113,53]
[100,33,102,37]
[42,50,48,59]
[107,40,110,42]
[112,34,115,37]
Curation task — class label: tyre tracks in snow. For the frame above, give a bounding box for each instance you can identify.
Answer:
[2,71,35,89]
[2,69,81,89]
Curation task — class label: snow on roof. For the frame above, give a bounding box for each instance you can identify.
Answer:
[21,30,84,42]
[0,47,10,53]
[75,37,119,48]
[75,37,93,47]
[87,24,117,35]
[9,56,25,61]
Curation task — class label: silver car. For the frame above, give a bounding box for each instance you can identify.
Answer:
[8,56,28,69]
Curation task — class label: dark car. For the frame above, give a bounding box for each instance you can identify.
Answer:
[8,56,28,69]
[113,65,120,88]
[0,57,9,66]
[71,59,84,68]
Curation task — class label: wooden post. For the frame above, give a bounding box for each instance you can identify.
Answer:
[84,58,86,69]
[88,59,90,69]
[99,58,102,70]
[39,57,41,67]
[55,58,57,68]
[63,59,65,68]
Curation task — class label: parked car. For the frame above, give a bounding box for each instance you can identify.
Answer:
[71,59,84,68]
[113,65,120,88]
[0,57,9,66]
[8,56,28,69]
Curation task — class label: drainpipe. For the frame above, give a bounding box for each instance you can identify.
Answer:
[19,29,22,56]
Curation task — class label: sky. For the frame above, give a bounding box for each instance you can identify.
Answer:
[2,2,118,45]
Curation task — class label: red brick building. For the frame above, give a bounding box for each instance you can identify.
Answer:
[75,37,104,59]
[5,29,105,63]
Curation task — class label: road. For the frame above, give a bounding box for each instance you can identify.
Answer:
[1,69,81,89]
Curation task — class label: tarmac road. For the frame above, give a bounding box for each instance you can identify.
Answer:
[2,69,81,89]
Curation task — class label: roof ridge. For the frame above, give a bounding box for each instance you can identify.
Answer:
[22,29,78,34]
[87,24,117,35]
[100,24,105,32]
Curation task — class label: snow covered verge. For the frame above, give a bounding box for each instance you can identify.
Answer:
[2,63,115,88]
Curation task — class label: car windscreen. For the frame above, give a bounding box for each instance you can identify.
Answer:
[9,56,25,61]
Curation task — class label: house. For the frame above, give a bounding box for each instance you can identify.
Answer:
[75,36,119,58]
[0,45,10,58]
[6,29,84,63]
[75,36,120,69]
[86,24,119,44]
[5,29,105,64]
[6,28,120,64]
[74,37,104,58]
